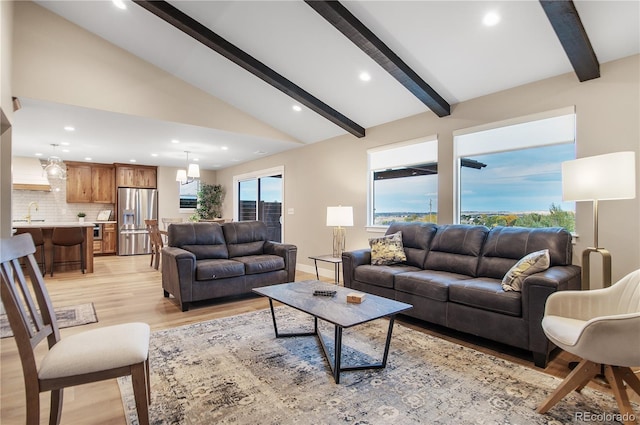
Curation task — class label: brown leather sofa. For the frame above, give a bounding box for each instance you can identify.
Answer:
[161,221,297,311]
[342,222,581,368]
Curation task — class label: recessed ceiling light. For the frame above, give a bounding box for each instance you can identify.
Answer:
[171,139,180,144]
[84,157,92,161]
[112,0,127,10]
[359,72,371,82]
[483,11,501,27]
[60,142,70,146]
[129,159,137,163]
[35,153,43,157]
[221,146,229,151]
[64,126,75,132]
[62,149,70,153]
[292,105,302,112]
[151,153,158,157]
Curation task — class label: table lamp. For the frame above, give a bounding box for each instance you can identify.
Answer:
[562,151,636,289]
[326,206,353,258]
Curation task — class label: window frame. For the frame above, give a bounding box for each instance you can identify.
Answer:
[453,107,577,225]
[367,136,438,231]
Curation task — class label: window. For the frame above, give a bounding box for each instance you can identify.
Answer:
[368,138,438,227]
[234,166,284,242]
[179,179,199,212]
[455,110,576,230]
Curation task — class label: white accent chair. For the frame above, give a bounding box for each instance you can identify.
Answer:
[0,233,151,425]
[537,269,640,424]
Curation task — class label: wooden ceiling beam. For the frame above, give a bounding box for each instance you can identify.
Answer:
[540,0,600,82]
[133,0,365,138]
[305,0,450,117]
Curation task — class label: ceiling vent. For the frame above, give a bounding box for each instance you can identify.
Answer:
[12,157,52,191]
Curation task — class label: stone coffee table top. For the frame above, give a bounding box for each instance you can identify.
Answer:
[253,280,412,328]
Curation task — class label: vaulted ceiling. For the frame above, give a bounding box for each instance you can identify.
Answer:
[11,0,640,170]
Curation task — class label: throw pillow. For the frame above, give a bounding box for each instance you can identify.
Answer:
[370,231,407,266]
[501,249,550,292]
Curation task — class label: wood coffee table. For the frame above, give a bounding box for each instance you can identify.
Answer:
[253,280,412,383]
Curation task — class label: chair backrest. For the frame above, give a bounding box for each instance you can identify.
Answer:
[161,217,183,230]
[14,228,45,246]
[145,219,164,249]
[0,234,61,385]
[52,227,85,246]
[606,269,640,315]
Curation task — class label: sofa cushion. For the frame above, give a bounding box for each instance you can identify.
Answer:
[354,264,422,289]
[195,259,245,281]
[477,226,572,279]
[233,254,285,275]
[169,222,229,260]
[223,221,268,257]
[395,270,471,302]
[501,249,550,292]
[424,225,489,276]
[370,231,407,265]
[386,222,438,267]
[449,278,522,316]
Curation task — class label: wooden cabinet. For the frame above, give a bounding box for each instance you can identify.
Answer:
[115,164,157,188]
[102,223,116,254]
[66,164,92,203]
[93,223,116,255]
[66,162,115,203]
[91,166,116,203]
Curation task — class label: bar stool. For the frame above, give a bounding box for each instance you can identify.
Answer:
[144,219,163,270]
[51,227,85,277]
[14,228,46,276]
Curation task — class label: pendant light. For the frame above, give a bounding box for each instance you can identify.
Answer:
[176,151,200,184]
[43,144,67,180]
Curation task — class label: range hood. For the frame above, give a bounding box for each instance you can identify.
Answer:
[12,156,52,191]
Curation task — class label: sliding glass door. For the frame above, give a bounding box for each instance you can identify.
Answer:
[237,169,283,242]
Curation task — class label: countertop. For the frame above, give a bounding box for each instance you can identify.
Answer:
[12,221,96,228]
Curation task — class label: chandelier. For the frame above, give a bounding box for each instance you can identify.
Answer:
[43,144,67,180]
[176,151,200,184]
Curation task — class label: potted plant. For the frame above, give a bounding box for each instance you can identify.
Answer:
[77,212,86,223]
[194,184,225,221]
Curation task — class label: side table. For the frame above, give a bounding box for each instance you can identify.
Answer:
[308,254,342,284]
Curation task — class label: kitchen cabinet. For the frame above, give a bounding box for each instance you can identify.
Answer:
[66,164,92,203]
[93,223,116,255]
[115,164,157,188]
[66,162,115,203]
[102,223,116,254]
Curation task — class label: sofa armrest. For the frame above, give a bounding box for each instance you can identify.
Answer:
[161,247,197,309]
[342,249,372,288]
[264,241,298,282]
[521,265,581,355]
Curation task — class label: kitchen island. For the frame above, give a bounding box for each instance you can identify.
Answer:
[12,222,95,274]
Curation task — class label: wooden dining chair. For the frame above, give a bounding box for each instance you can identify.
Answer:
[0,233,151,425]
[145,219,163,270]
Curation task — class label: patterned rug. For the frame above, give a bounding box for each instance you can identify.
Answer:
[119,308,632,425]
[0,303,97,338]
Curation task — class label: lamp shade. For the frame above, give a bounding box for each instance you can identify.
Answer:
[176,169,187,183]
[562,151,636,201]
[188,163,200,178]
[326,206,353,227]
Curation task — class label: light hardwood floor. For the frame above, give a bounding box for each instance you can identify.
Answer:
[1,254,636,424]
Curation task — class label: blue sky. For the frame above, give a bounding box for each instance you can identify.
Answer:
[375,143,575,214]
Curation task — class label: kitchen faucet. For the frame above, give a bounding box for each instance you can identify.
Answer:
[26,201,39,224]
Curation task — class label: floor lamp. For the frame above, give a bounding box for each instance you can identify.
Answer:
[326,206,353,258]
[562,151,636,290]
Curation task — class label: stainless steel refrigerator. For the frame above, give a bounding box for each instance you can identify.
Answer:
[117,187,158,255]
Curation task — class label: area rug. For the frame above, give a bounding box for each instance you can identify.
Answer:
[119,308,631,425]
[0,303,97,338]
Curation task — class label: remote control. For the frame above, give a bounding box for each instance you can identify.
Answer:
[313,290,337,297]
